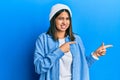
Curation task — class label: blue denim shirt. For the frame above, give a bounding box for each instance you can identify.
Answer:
[34,33,97,80]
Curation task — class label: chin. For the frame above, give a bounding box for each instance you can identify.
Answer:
[61,29,67,32]
[57,28,68,32]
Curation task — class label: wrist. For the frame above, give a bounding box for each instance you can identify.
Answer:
[91,52,99,60]
[93,52,99,58]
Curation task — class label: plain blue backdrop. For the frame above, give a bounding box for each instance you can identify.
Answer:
[0,0,120,80]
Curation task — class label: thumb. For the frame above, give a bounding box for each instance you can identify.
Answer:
[102,42,104,46]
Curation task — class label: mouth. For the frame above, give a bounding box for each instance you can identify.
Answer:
[61,25,67,29]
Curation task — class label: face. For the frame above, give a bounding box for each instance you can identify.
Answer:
[55,11,70,32]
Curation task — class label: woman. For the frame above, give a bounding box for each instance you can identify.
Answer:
[34,3,112,80]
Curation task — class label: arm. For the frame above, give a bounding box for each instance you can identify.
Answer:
[76,35,112,67]
[34,36,64,74]
[86,43,113,67]
[86,54,98,67]
[76,35,97,67]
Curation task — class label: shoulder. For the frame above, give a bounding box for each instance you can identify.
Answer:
[38,32,51,39]
[35,32,50,46]
[37,32,54,43]
[35,32,48,43]
[73,33,82,41]
[38,32,47,38]
[73,33,84,45]
[73,33,85,50]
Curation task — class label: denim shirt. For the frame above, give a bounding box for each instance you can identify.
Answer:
[34,33,97,80]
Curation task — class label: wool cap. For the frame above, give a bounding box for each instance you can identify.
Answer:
[49,3,72,21]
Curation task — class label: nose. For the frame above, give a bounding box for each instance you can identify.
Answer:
[62,19,67,24]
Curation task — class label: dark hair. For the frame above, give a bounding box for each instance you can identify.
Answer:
[47,9,75,41]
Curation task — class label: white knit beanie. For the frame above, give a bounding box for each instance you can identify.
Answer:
[49,3,72,21]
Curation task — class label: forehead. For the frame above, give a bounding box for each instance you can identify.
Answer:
[58,11,69,17]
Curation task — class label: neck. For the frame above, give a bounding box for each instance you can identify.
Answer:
[56,31,66,39]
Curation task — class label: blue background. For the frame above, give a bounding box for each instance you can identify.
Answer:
[0,0,120,80]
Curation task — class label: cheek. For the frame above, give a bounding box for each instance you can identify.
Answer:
[67,20,70,23]
[68,21,70,25]
[67,21,70,26]
[56,21,62,26]
[55,21,61,29]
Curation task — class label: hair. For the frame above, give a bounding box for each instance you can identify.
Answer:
[47,9,75,41]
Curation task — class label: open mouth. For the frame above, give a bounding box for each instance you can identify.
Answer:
[61,25,67,29]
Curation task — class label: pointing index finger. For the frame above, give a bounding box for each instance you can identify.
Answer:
[68,41,76,44]
[104,44,113,48]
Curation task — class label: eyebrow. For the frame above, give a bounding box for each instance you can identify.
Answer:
[57,16,69,19]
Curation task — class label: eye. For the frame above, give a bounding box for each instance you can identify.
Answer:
[57,17,70,21]
[66,17,70,20]
[58,17,64,20]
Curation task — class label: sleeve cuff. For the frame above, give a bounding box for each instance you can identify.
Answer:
[91,52,99,60]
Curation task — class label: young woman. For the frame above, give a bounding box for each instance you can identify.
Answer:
[34,3,112,80]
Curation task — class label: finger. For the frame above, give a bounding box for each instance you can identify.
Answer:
[102,42,104,46]
[99,52,106,56]
[101,51,106,55]
[101,49,106,53]
[104,44,113,49]
[68,41,76,44]
[98,50,106,56]
[99,42,105,49]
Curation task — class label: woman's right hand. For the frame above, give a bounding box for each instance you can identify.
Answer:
[60,41,76,53]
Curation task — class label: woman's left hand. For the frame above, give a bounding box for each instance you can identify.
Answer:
[93,43,113,58]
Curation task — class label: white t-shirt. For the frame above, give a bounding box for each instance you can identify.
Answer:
[59,38,72,80]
